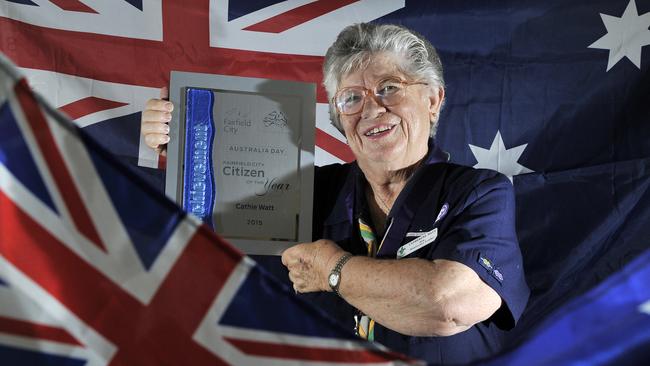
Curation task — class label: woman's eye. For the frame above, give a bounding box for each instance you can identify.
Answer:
[344,93,362,105]
[377,84,401,96]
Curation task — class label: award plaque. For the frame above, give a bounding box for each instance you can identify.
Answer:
[166,71,315,255]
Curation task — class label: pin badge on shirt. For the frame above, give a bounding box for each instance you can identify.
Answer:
[478,255,504,283]
[435,203,449,223]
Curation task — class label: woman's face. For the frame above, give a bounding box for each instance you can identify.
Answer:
[338,53,444,172]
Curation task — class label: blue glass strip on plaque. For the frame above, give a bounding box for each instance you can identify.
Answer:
[183,88,216,228]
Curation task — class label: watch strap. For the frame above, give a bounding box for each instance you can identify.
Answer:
[330,253,353,296]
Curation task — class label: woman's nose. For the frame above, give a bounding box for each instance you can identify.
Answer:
[360,93,386,120]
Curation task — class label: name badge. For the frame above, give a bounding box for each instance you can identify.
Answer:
[397,228,438,258]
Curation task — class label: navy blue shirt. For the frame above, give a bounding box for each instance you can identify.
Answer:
[311,141,530,365]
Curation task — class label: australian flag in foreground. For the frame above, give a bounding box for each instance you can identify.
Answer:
[0,53,412,366]
[486,248,650,365]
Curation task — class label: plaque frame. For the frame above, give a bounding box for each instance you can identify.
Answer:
[166,71,316,255]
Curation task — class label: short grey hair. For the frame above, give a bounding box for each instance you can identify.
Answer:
[323,23,445,136]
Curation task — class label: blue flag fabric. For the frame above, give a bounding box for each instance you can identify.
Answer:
[483,248,650,365]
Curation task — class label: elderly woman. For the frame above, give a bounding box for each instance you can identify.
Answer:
[142,23,528,364]
[281,23,529,363]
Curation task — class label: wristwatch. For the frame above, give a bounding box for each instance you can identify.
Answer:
[328,253,353,296]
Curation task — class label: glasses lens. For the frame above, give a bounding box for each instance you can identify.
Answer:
[376,79,404,105]
[336,88,364,114]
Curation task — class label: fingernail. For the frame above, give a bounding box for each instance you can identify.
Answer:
[163,135,170,143]
[165,102,173,111]
[164,112,172,121]
[164,125,170,133]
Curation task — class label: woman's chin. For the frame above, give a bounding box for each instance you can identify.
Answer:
[364,146,408,168]
[359,141,428,172]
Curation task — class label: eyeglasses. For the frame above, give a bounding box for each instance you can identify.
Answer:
[332,77,428,116]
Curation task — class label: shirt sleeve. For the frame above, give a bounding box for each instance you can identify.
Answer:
[434,170,530,330]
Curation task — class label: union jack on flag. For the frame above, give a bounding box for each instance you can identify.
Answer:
[0,53,414,365]
[0,0,404,171]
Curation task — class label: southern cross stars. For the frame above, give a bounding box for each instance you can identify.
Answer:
[469,131,533,183]
[589,0,650,71]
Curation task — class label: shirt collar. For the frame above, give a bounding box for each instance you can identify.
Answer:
[323,138,449,227]
[424,138,450,165]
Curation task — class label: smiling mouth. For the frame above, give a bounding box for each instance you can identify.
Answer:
[364,125,395,137]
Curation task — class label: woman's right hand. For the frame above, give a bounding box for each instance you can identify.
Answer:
[141,87,173,156]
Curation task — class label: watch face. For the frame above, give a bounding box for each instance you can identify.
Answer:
[329,273,340,287]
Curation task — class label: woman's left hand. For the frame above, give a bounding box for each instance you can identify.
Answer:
[281,239,346,293]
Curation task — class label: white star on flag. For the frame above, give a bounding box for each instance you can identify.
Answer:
[469,131,534,183]
[589,0,650,71]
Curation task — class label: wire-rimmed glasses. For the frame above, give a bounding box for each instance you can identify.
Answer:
[333,77,428,116]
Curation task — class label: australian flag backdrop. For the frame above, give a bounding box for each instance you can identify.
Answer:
[1,0,650,364]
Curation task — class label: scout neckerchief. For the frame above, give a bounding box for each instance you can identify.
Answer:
[356,217,378,341]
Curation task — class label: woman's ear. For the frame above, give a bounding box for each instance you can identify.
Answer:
[429,86,445,119]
